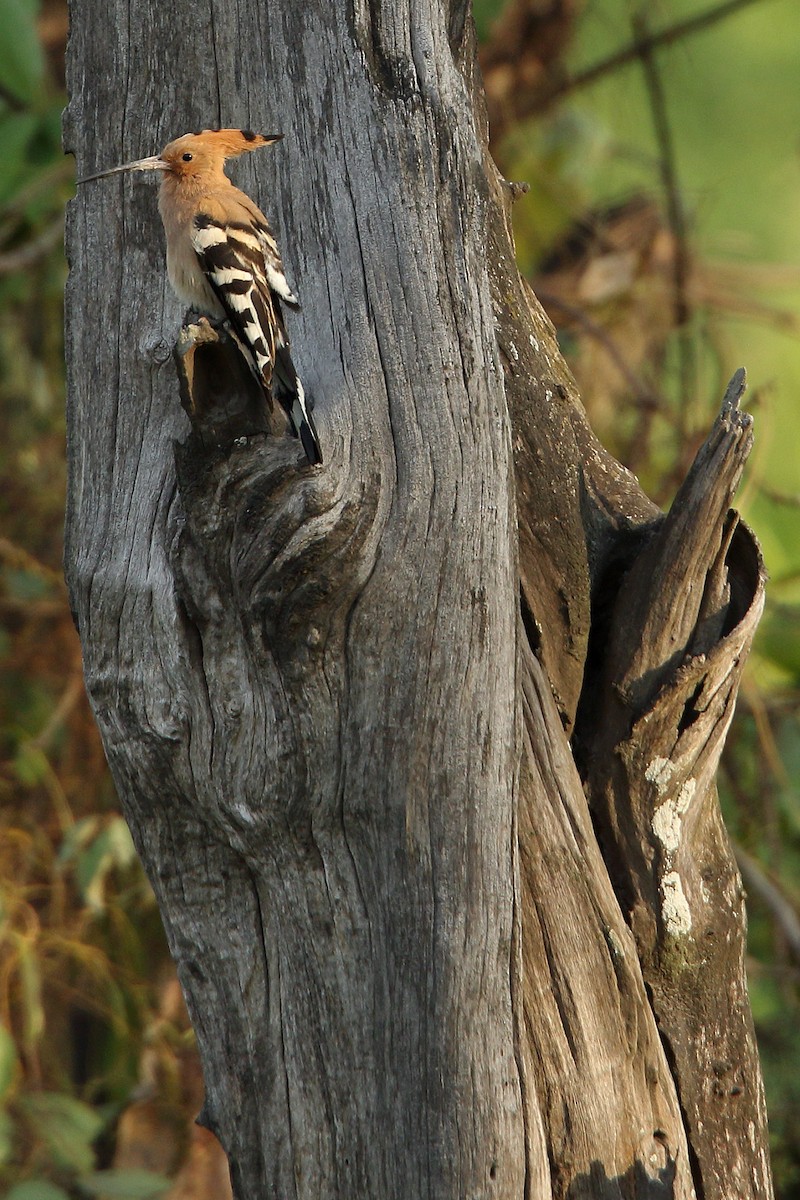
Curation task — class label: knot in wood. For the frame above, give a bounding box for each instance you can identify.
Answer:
[141,332,173,365]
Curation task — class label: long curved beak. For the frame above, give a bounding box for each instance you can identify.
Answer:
[77,155,169,185]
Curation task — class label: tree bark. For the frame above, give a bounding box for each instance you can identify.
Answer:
[64,1,770,1198]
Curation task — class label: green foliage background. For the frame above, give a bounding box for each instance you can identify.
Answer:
[1,0,799,1195]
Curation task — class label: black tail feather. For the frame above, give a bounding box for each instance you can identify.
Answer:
[273,342,322,465]
[297,409,323,466]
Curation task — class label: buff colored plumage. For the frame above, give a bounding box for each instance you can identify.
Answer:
[79,129,322,465]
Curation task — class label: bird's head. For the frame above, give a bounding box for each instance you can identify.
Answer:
[77,128,283,185]
[160,129,283,179]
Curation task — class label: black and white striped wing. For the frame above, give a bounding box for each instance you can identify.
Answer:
[191,214,323,466]
[251,217,300,307]
[191,214,279,387]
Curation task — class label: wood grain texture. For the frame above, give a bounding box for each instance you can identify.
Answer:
[516,648,695,1198]
[64,1,772,1197]
[66,2,523,1196]
[584,375,772,1200]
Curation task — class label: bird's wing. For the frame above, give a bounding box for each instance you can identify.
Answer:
[191,211,322,466]
[191,213,279,386]
[253,221,299,307]
[233,192,300,307]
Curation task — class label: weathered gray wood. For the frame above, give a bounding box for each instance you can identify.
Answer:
[583,372,771,1200]
[66,3,524,1196]
[64,1,772,1197]
[516,647,695,1197]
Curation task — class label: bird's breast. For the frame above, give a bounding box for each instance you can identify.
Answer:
[165,238,225,317]
[158,183,225,317]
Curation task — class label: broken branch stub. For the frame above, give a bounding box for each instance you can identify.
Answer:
[175,318,281,449]
[585,369,771,1200]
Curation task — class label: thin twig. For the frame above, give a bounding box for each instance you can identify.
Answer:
[535,287,662,410]
[0,537,65,588]
[30,673,86,754]
[536,0,778,112]
[0,599,66,618]
[0,82,25,113]
[0,218,64,276]
[632,9,695,420]
[734,843,800,966]
[742,676,793,792]
[760,485,800,509]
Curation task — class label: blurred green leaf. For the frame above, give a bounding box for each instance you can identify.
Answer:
[0,0,44,107]
[57,815,100,865]
[77,1168,172,1199]
[105,817,138,866]
[19,1093,104,1174]
[0,117,67,234]
[756,605,800,684]
[748,975,783,1025]
[472,0,498,43]
[13,742,49,787]
[0,112,39,208]
[0,1022,19,1101]
[2,566,50,601]
[7,1182,71,1200]
[76,818,138,911]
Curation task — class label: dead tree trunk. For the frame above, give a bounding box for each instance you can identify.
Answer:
[64,1,770,1197]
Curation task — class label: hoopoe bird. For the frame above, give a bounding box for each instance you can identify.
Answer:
[79,129,322,465]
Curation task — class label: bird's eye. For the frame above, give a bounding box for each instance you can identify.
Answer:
[182,152,193,162]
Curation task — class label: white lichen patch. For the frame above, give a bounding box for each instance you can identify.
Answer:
[650,770,697,935]
[645,756,673,795]
[652,777,696,855]
[661,871,693,936]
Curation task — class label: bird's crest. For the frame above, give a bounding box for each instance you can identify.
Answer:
[147,129,286,185]
[165,129,283,163]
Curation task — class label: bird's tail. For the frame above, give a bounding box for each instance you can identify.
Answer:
[273,344,323,466]
[289,379,322,466]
